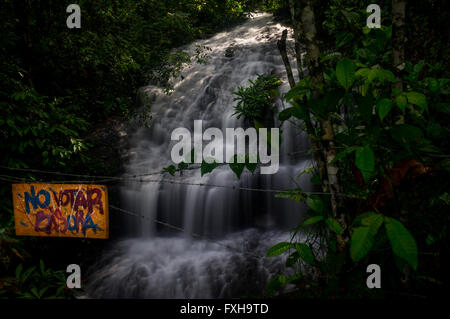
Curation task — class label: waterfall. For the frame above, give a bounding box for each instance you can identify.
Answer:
[85,13,315,299]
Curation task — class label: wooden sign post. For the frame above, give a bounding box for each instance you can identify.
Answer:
[12,184,109,239]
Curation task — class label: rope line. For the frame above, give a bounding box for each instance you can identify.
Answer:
[0,172,353,197]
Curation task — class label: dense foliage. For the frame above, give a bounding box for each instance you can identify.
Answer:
[232,73,282,122]
[264,0,449,298]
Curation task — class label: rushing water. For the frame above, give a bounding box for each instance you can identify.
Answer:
[85,13,314,299]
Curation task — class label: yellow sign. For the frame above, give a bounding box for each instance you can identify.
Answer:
[12,184,109,239]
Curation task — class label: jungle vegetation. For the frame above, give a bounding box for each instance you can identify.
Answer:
[0,0,448,299]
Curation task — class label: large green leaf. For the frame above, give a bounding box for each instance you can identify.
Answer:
[390,124,423,144]
[406,92,428,111]
[355,145,375,182]
[326,218,343,234]
[279,103,308,122]
[336,58,356,90]
[302,215,324,226]
[385,217,418,270]
[367,69,395,85]
[396,95,408,112]
[350,213,383,262]
[284,85,310,101]
[306,196,324,214]
[295,243,315,265]
[266,242,294,257]
[377,98,394,121]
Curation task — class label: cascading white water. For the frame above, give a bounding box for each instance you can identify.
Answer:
[85,13,315,299]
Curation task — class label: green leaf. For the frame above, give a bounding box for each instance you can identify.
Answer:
[355,145,375,182]
[279,102,309,122]
[355,68,370,78]
[385,217,418,270]
[302,215,324,226]
[278,274,286,285]
[391,124,423,144]
[39,287,49,298]
[413,60,424,74]
[377,98,394,121]
[351,211,376,227]
[287,272,303,283]
[15,264,23,278]
[321,52,342,63]
[284,85,310,101]
[178,162,189,170]
[31,287,39,298]
[40,259,45,275]
[396,95,408,112]
[336,31,354,48]
[310,173,321,185]
[306,196,324,214]
[163,165,176,176]
[201,160,219,176]
[332,146,357,163]
[326,218,343,235]
[336,58,356,90]
[253,119,263,130]
[380,69,396,83]
[286,252,299,267]
[21,266,36,282]
[406,92,427,111]
[279,107,294,121]
[266,242,294,257]
[427,77,439,94]
[350,213,383,262]
[295,243,315,265]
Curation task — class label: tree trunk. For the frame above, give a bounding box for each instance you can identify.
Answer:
[277,29,296,88]
[300,0,347,250]
[277,28,326,187]
[392,0,406,90]
[288,0,304,79]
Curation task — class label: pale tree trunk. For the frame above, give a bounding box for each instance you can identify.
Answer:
[392,0,406,90]
[288,0,304,79]
[277,28,326,189]
[300,0,347,250]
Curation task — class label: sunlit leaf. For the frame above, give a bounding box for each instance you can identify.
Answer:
[266,242,294,257]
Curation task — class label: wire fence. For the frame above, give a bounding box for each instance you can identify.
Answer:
[0,164,354,197]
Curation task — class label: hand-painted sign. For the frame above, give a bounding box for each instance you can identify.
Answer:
[12,184,109,239]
